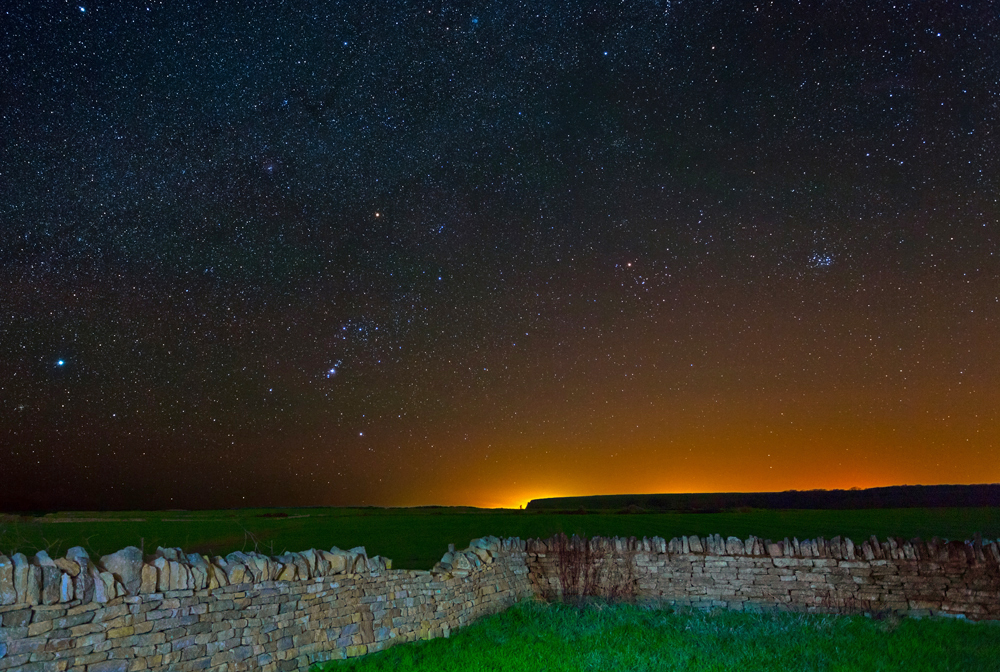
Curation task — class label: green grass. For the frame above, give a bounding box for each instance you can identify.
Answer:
[1,507,997,569]
[312,600,1000,672]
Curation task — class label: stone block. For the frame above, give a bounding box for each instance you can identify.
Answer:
[0,554,14,605]
[227,562,248,585]
[12,552,29,603]
[138,564,157,594]
[60,571,75,602]
[90,567,109,603]
[25,564,43,605]
[100,547,144,596]
[277,563,297,582]
[2,607,32,627]
[151,558,170,593]
[319,551,347,576]
[40,565,61,604]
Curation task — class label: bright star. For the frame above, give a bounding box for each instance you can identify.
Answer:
[56,360,65,366]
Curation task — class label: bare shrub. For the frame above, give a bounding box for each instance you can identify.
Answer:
[550,534,637,606]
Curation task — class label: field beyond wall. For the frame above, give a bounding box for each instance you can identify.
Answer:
[2,506,998,570]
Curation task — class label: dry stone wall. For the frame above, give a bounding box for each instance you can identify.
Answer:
[2,532,999,671]
[0,537,531,672]
[528,533,1000,619]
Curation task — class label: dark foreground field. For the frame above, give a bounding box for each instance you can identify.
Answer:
[2,506,998,569]
[312,600,1000,672]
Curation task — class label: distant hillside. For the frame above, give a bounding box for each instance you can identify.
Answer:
[526,484,1000,512]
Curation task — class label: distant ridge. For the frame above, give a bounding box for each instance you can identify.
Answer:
[526,484,1000,511]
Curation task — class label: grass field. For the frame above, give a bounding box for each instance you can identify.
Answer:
[2,506,998,569]
[311,600,1000,672]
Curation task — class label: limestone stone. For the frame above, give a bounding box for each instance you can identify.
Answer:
[13,553,29,600]
[91,567,112,603]
[314,550,331,576]
[170,560,189,590]
[156,546,181,561]
[328,548,361,573]
[845,537,856,560]
[725,537,745,555]
[66,546,89,563]
[41,565,61,604]
[288,553,310,579]
[191,565,208,589]
[226,561,248,585]
[276,562,297,581]
[0,554,15,605]
[688,536,703,554]
[259,554,279,581]
[20,560,42,605]
[300,549,319,576]
[470,547,492,563]
[74,560,95,603]
[100,546,143,596]
[263,555,278,581]
[211,556,231,584]
[238,553,265,582]
[152,557,170,592]
[54,557,81,577]
[205,561,221,589]
[140,564,157,594]
[471,536,502,553]
[35,550,57,566]
[185,554,210,589]
[60,572,75,602]
[65,546,94,602]
[869,536,884,560]
[988,542,1000,564]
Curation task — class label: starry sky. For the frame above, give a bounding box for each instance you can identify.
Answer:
[2,0,997,511]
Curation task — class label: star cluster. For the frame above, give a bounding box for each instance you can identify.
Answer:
[1,0,997,510]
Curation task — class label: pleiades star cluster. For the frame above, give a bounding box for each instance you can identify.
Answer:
[1,0,997,510]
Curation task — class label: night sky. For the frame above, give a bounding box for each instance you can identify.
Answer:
[2,1,997,511]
